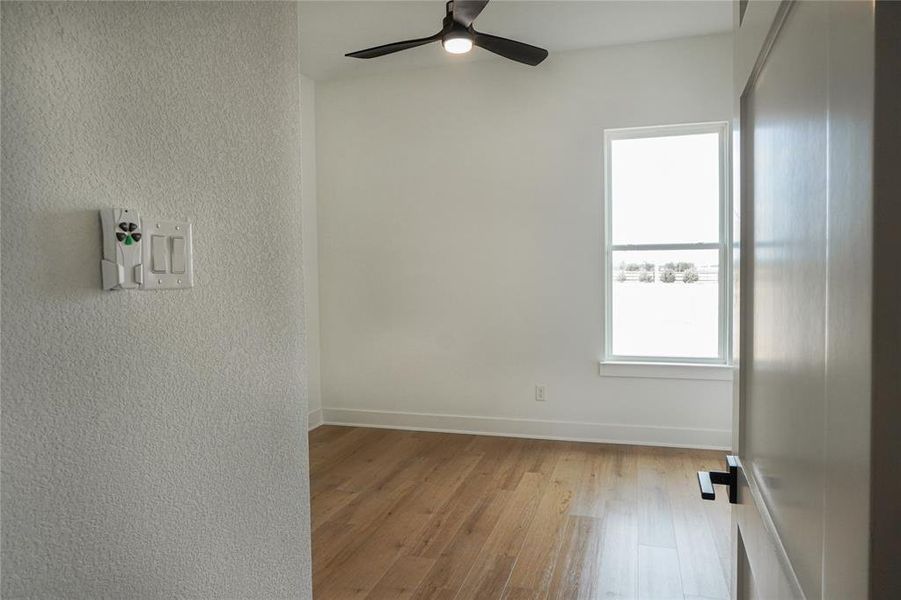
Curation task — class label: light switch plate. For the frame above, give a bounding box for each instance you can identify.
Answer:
[100,209,193,291]
[140,219,193,290]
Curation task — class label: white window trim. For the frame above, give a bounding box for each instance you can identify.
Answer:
[602,121,732,368]
[598,360,734,382]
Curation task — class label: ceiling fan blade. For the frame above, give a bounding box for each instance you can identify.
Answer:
[472,31,548,66]
[346,32,441,59]
[452,0,489,27]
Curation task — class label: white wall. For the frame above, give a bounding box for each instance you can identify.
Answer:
[316,34,734,449]
[301,73,323,429]
[1,3,312,597]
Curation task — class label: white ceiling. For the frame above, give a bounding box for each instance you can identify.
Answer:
[299,1,733,81]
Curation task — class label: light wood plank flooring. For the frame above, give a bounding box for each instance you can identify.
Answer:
[310,426,731,600]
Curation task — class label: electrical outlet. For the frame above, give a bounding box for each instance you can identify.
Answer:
[535,384,547,402]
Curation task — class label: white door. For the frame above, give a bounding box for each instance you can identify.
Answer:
[721,1,876,598]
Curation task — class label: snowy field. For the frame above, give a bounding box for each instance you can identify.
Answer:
[611,280,719,358]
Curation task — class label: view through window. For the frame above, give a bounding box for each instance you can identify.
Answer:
[604,123,729,363]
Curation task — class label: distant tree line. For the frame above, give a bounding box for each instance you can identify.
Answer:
[616,261,702,284]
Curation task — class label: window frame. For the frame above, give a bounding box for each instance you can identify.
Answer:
[602,121,731,366]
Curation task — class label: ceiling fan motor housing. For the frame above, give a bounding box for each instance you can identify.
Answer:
[442,13,473,43]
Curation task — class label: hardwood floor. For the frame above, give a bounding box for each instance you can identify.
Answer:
[310,426,731,600]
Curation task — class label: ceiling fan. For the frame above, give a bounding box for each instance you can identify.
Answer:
[345,0,549,66]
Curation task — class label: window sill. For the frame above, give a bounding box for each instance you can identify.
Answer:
[598,360,734,382]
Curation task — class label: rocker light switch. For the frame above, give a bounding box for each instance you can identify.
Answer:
[171,237,186,274]
[151,235,168,273]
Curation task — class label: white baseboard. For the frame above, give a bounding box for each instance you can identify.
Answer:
[308,408,323,431]
[321,407,731,450]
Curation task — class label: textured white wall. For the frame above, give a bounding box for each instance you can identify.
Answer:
[316,34,734,448]
[300,73,322,429]
[1,3,312,598]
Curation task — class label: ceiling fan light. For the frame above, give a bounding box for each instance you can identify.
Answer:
[442,35,473,54]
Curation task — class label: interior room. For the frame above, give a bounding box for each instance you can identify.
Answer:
[302,4,735,597]
[2,1,899,599]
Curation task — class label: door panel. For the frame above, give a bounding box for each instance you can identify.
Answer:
[743,2,827,597]
[735,491,800,600]
[820,1,873,597]
[733,1,875,599]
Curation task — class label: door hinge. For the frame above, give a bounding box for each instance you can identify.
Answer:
[697,455,739,504]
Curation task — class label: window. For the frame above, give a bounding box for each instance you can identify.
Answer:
[604,122,729,365]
